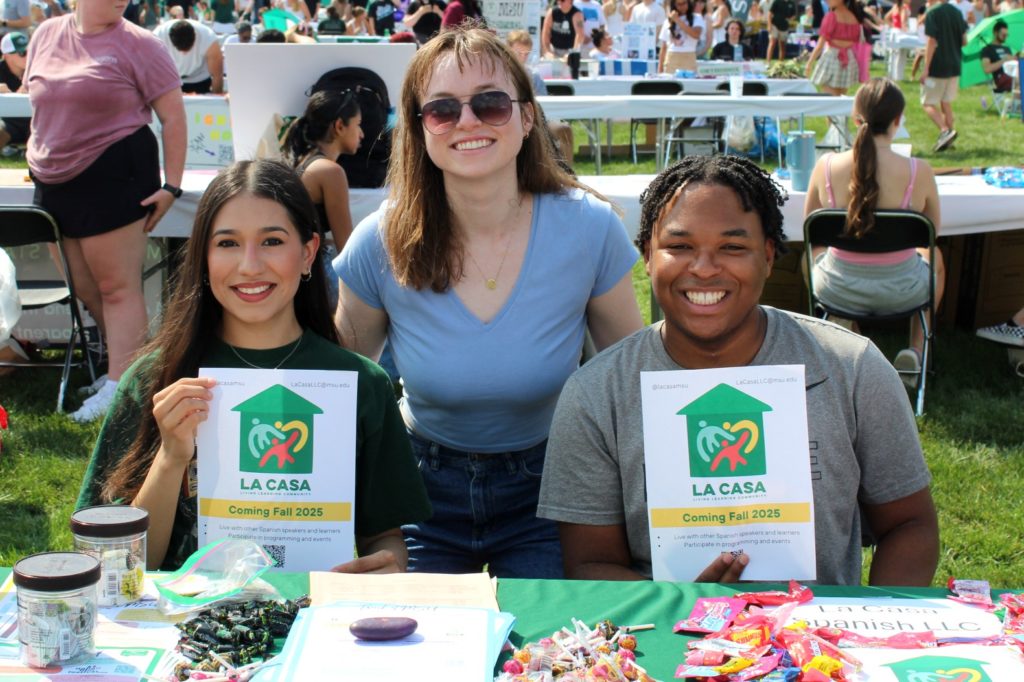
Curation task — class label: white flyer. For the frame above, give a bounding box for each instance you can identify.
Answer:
[789,597,1004,640]
[196,368,357,572]
[641,365,815,581]
[846,644,1024,681]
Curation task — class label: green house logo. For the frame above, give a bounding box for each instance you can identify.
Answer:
[884,655,992,682]
[677,383,772,478]
[232,385,323,475]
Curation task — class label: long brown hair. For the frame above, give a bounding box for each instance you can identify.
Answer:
[385,23,595,292]
[847,77,904,238]
[101,160,338,503]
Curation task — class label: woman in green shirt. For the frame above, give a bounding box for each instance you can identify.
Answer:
[76,159,430,571]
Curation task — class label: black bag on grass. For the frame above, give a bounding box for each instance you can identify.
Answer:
[307,67,391,188]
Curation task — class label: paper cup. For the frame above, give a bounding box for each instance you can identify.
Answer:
[729,75,743,97]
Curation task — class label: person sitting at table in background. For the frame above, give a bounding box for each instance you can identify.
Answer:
[0,33,29,158]
[804,78,944,386]
[709,0,730,48]
[441,0,482,28]
[347,6,369,34]
[977,306,1024,347]
[659,0,704,72]
[26,0,186,423]
[154,19,224,94]
[800,1,814,30]
[316,1,346,33]
[982,19,1018,93]
[222,18,253,45]
[766,0,795,61]
[76,160,432,572]
[542,0,585,59]
[805,0,863,94]
[334,26,643,578]
[589,26,621,58]
[538,154,940,586]
[282,90,363,307]
[710,18,752,59]
[404,0,446,44]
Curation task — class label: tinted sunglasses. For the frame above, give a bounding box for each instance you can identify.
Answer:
[418,90,524,135]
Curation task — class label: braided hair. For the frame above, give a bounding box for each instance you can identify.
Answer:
[637,155,788,255]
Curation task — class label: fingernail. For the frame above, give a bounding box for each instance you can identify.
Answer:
[721,552,734,564]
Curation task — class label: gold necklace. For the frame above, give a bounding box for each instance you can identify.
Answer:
[227,335,303,370]
[465,237,513,290]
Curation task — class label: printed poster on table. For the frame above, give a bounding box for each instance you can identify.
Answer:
[622,22,657,60]
[196,368,357,571]
[641,365,815,581]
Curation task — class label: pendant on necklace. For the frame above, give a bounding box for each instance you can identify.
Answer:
[485,278,497,290]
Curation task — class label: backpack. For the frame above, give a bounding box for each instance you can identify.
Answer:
[307,67,392,188]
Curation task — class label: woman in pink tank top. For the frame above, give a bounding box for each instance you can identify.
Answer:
[804,78,945,387]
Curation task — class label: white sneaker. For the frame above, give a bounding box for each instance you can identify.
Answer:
[69,379,118,423]
[77,373,110,396]
[976,321,1024,347]
[893,348,921,390]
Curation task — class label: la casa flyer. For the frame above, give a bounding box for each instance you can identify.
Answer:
[196,368,357,572]
[641,365,815,581]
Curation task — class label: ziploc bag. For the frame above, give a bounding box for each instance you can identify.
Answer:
[155,538,280,615]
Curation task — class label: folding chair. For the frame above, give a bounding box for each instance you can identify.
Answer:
[0,205,97,412]
[803,208,936,416]
[662,90,727,165]
[629,80,683,164]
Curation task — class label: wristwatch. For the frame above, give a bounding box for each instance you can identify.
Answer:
[161,182,183,198]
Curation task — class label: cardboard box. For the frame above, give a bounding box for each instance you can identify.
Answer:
[973,229,1024,328]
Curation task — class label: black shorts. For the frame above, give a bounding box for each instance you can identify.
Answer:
[0,117,30,145]
[181,78,211,94]
[32,125,160,240]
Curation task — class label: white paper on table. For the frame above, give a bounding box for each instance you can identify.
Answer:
[263,602,503,681]
[309,571,499,610]
[0,646,173,681]
[846,643,1024,680]
[642,365,815,581]
[196,368,357,572]
[788,597,1004,640]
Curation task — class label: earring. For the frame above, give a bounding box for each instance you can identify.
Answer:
[301,270,312,282]
[524,131,530,140]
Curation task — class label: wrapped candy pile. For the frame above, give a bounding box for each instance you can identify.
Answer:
[495,618,658,682]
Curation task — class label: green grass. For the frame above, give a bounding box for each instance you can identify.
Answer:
[1,63,1023,585]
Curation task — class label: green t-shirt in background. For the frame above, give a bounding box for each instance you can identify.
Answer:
[76,329,431,570]
[924,1,967,78]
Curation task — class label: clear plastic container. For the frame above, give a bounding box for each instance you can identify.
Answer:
[13,552,100,667]
[70,505,149,607]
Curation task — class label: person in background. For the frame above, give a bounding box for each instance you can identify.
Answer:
[166,0,195,19]
[920,0,967,151]
[805,0,862,94]
[347,5,369,33]
[981,19,1017,92]
[0,0,31,36]
[0,32,28,158]
[766,0,795,61]
[317,2,348,32]
[542,0,585,58]
[506,29,575,165]
[589,26,621,58]
[25,0,187,423]
[602,0,627,41]
[404,0,445,44]
[969,0,988,24]
[628,0,666,34]
[276,0,311,23]
[210,0,239,32]
[711,17,752,59]
[367,0,398,34]
[222,17,252,43]
[804,78,944,385]
[440,0,481,27]
[389,29,416,42]
[885,0,909,29]
[154,19,224,94]
[537,154,939,587]
[577,0,605,47]
[256,25,285,38]
[709,0,730,46]
[335,26,642,578]
[659,0,703,73]
[75,160,431,572]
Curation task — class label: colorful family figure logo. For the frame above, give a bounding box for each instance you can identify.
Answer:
[884,656,992,682]
[677,383,772,478]
[233,385,323,475]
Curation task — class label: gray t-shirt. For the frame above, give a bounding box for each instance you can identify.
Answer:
[2,0,30,35]
[537,307,931,585]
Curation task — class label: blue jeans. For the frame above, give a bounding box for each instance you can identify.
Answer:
[402,432,564,579]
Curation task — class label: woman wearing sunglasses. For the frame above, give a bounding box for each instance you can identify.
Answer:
[335,25,643,578]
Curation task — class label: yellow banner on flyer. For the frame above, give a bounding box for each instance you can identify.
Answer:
[200,499,351,522]
[650,502,811,528]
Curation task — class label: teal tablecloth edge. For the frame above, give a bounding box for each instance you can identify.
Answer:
[0,568,986,681]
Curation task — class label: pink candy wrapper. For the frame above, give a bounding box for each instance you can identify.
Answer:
[674,598,748,635]
[737,581,813,607]
[947,577,995,611]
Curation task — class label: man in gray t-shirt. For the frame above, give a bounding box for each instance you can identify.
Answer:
[1,0,31,37]
[538,155,938,586]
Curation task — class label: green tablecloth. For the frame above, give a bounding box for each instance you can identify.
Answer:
[0,568,957,680]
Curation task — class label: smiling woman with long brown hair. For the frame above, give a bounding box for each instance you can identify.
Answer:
[334,25,642,578]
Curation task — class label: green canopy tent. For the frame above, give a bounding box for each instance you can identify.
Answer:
[961,9,1024,88]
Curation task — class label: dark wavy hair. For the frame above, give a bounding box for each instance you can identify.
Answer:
[637,155,788,254]
[847,77,905,238]
[100,160,337,504]
[281,90,361,167]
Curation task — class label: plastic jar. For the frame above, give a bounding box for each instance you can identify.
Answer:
[70,505,149,607]
[13,552,100,667]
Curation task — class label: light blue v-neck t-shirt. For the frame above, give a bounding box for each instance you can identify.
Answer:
[335,189,638,453]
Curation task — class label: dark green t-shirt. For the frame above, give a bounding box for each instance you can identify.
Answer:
[924,1,967,78]
[769,0,795,31]
[76,329,431,570]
